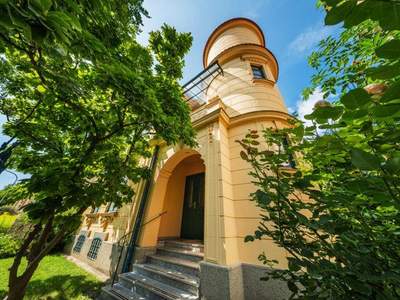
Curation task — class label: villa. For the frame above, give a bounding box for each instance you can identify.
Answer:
[66,18,293,300]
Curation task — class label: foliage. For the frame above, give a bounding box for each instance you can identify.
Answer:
[0,183,30,207]
[0,0,195,298]
[240,0,400,298]
[0,255,103,299]
[0,233,20,258]
[0,213,17,233]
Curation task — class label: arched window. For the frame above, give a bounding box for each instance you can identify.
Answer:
[73,235,86,253]
[87,238,102,260]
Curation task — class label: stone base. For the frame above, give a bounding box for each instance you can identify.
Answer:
[200,261,291,300]
[132,245,157,264]
[65,234,124,276]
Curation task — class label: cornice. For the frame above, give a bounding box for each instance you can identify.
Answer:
[203,18,266,67]
[212,44,280,81]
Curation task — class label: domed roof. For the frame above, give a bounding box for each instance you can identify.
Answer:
[203,18,266,67]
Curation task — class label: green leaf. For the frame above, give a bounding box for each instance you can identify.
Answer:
[31,0,52,14]
[376,40,400,59]
[288,258,301,272]
[287,280,299,293]
[36,85,46,93]
[255,190,270,205]
[340,88,370,109]
[367,63,400,80]
[0,9,13,30]
[351,149,380,170]
[385,156,400,173]
[325,0,357,25]
[240,151,248,161]
[307,106,343,121]
[244,235,254,242]
[343,2,369,28]
[377,2,400,31]
[341,109,369,120]
[8,11,32,40]
[382,81,400,103]
[372,104,400,119]
[31,24,48,44]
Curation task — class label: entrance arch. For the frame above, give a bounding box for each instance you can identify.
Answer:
[138,148,205,248]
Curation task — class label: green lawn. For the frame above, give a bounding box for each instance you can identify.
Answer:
[0,255,104,299]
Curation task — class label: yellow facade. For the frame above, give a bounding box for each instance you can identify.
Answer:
[70,18,293,277]
[139,18,291,268]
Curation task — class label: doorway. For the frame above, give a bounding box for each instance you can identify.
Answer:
[180,172,205,240]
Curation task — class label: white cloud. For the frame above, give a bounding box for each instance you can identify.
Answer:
[289,23,334,55]
[243,0,267,20]
[296,88,324,125]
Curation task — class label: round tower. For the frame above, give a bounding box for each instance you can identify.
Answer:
[204,18,288,117]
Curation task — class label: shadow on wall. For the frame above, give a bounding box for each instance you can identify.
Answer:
[108,242,127,278]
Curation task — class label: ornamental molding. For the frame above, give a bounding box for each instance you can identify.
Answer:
[85,213,97,228]
[99,212,118,231]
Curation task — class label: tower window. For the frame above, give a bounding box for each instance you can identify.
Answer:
[87,238,102,260]
[73,235,86,253]
[251,65,266,79]
[281,136,296,169]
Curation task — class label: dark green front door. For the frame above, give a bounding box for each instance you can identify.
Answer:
[180,173,205,240]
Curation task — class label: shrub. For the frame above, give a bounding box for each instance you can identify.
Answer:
[0,213,17,233]
[0,233,20,258]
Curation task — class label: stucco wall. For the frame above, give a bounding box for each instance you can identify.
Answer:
[158,156,205,238]
[68,234,121,276]
[207,26,262,65]
[225,119,290,268]
[207,57,287,117]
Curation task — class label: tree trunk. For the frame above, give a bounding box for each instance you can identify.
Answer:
[5,207,86,300]
[6,270,35,300]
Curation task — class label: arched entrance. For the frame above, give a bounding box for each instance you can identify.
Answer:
[139,149,206,247]
[159,154,205,240]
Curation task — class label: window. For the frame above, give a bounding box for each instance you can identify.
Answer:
[91,206,100,214]
[73,235,86,253]
[281,136,296,169]
[87,238,102,260]
[106,202,118,213]
[251,65,266,79]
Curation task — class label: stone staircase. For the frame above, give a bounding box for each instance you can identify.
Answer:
[102,240,203,300]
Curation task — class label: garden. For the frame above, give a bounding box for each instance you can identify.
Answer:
[0,255,103,300]
[0,212,103,299]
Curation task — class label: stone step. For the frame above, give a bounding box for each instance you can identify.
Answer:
[162,240,204,253]
[133,264,199,295]
[156,247,204,263]
[119,272,198,300]
[147,254,199,277]
[101,283,146,300]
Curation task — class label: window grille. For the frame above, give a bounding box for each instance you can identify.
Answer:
[91,206,100,213]
[251,65,266,79]
[87,238,102,260]
[73,235,86,253]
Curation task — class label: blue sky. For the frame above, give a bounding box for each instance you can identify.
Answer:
[0,0,335,188]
